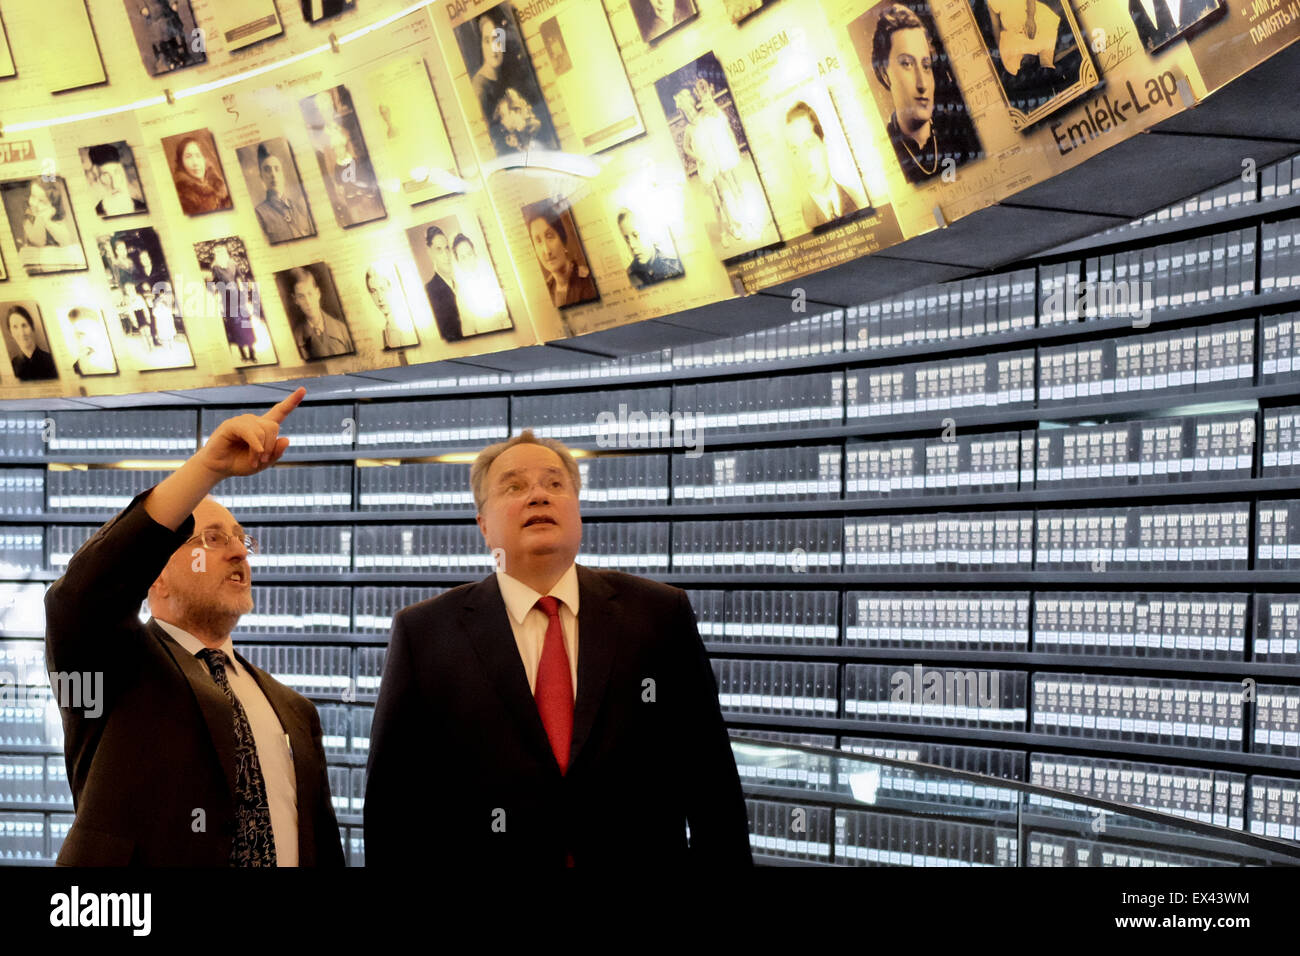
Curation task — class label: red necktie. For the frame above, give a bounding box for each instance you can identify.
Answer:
[533,596,574,774]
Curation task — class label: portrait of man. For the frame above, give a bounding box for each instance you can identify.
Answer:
[65,307,118,377]
[236,139,316,244]
[414,224,463,343]
[364,263,421,351]
[124,0,207,76]
[1126,0,1223,54]
[783,99,868,231]
[299,86,386,228]
[80,142,148,219]
[968,0,1096,129]
[453,4,560,157]
[852,2,983,184]
[275,263,354,361]
[630,0,697,42]
[0,177,88,276]
[3,302,58,381]
[616,208,684,289]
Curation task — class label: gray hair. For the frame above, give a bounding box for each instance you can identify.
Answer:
[470,428,581,512]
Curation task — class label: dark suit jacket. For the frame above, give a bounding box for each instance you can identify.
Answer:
[801,182,859,230]
[43,486,344,866]
[425,272,463,342]
[365,566,752,866]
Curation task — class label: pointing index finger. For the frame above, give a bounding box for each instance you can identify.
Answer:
[264,386,306,425]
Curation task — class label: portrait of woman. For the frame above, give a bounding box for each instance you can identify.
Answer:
[163,130,233,215]
[522,200,598,309]
[0,177,88,275]
[3,303,58,381]
[851,1,983,184]
[453,3,559,157]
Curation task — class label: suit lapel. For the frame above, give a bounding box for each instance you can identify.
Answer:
[462,575,557,770]
[149,618,238,802]
[462,568,621,775]
[570,566,618,770]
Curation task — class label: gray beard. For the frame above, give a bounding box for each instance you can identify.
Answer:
[172,590,248,640]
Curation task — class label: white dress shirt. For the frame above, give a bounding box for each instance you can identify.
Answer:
[496,564,580,699]
[156,620,299,867]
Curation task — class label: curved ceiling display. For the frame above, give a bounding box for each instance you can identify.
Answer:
[0,0,1293,398]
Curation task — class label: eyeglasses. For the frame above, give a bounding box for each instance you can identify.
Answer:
[187,529,259,554]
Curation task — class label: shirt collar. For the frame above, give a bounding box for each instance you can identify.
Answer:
[809,181,841,221]
[496,563,579,625]
[155,618,241,675]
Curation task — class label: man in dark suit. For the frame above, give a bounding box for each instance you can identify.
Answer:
[423,225,463,343]
[1127,0,1222,54]
[365,429,752,866]
[44,387,344,866]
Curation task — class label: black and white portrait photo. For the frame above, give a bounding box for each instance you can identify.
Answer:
[630,0,697,42]
[362,262,421,351]
[781,89,871,232]
[521,199,600,310]
[453,3,560,156]
[614,206,684,289]
[161,129,234,216]
[235,138,317,244]
[301,0,355,22]
[849,1,983,184]
[274,262,356,361]
[96,226,194,371]
[61,306,118,377]
[407,214,515,343]
[300,86,387,228]
[0,177,88,276]
[1127,0,1223,54]
[79,142,148,219]
[195,236,278,368]
[2,302,58,382]
[968,0,1098,129]
[123,0,207,76]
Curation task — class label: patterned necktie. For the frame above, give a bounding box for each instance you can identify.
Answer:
[533,596,574,775]
[197,648,277,867]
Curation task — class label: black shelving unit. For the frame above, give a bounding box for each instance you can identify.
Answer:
[4,160,1300,866]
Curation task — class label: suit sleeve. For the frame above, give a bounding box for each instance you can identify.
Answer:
[305,701,346,867]
[672,588,753,864]
[364,607,432,866]
[44,484,195,685]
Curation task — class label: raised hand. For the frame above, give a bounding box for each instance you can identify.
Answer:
[197,386,306,478]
